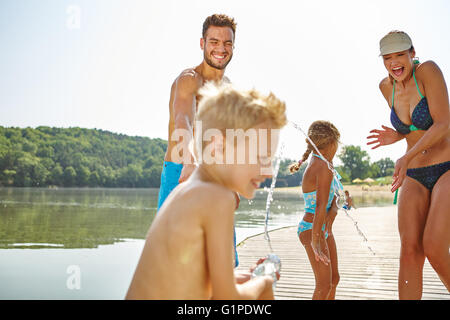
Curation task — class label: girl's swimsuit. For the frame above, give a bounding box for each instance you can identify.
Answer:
[390,64,450,195]
[297,154,343,239]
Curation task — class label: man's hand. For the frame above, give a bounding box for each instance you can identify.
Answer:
[178,163,196,183]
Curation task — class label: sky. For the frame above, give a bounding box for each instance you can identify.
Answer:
[1,0,450,164]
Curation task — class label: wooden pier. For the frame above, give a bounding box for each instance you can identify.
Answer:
[236,206,449,300]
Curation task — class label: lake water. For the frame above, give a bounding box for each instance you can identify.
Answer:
[0,187,394,299]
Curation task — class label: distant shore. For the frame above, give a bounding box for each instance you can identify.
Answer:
[271,184,394,197]
[0,184,396,198]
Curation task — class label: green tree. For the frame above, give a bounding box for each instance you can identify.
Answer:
[374,158,395,177]
[369,162,381,179]
[118,164,142,188]
[77,165,91,186]
[335,166,351,183]
[338,145,371,181]
[37,145,54,158]
[63,166,77,187]
[89,171,100,187]
[50,164,63,185]
[2,169,16,186]
[0,126,167,188]
[14,154,39,186]
[33,163,50,186]
[22,141,37,154]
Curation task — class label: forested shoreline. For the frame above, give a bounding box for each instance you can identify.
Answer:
[0,126,394,188]
[0,126,166,187]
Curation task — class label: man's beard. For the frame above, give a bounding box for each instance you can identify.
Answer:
[204,51,233,70]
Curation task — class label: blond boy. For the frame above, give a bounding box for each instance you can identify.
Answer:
[126,83,287,299]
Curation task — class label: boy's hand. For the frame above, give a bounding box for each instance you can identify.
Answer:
[257,276,275,300]
[249,257,280,281]
[234,270,251,284]
[249,257,266,273]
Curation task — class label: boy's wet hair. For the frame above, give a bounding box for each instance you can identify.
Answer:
[289,120,340,173]
[195,82,287,152]
[202,14,237,39]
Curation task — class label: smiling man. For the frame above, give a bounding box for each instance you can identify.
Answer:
[157,14,236,212]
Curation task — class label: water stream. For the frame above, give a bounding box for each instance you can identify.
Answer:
[263,142,285,252]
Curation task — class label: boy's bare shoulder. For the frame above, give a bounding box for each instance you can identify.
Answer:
[173,179,236,214]
[192,181,236,210]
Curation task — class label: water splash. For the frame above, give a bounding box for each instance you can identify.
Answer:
[289,120,376,256]
[263,142,285,252]
[341,210,376,255]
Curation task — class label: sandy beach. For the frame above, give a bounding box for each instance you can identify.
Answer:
[236,205,449,300]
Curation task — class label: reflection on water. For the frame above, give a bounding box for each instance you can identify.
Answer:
[0,188,156,249]
[0,188,394,249]
[0,187,394,299]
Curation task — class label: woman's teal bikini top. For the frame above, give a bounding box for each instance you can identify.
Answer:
[390,63,433,134]
[303,154,343,214]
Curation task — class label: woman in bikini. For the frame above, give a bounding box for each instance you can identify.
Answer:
[367,31,450,299]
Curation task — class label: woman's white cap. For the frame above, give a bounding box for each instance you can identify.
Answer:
[379,31,413,56]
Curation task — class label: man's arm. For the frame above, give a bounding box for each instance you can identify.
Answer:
[171,73,199,181]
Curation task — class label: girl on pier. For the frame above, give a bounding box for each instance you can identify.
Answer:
[290,120,342,300]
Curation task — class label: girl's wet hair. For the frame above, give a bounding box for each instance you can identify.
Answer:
[289,120,340,173]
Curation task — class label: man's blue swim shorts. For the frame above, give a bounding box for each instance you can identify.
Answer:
[157,161,183,211]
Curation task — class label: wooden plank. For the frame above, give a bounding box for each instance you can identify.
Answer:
[236,206,449,300]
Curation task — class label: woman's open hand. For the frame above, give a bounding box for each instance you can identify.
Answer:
[367,125,403,149]
[391,155,410,192]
